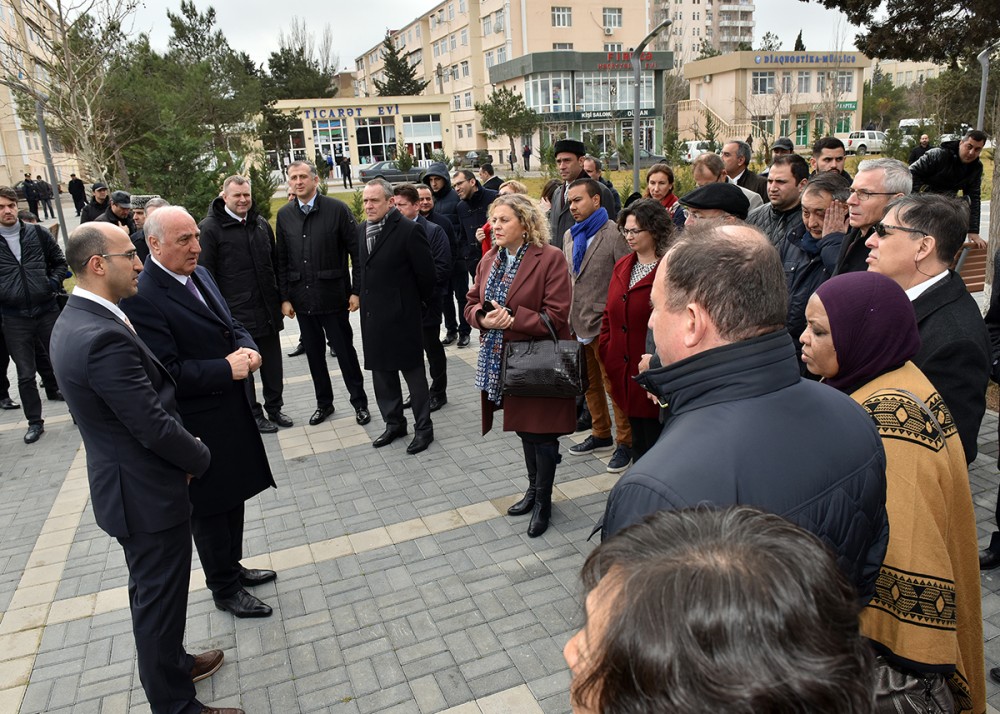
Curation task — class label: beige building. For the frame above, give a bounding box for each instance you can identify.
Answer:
[865,59,945,88]
[653,0,756,69]
[678,50,871,150]
[351,0,673,163]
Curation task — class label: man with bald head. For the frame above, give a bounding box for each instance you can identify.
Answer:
[122,206,278,620]
[50,222,239,714]
[600,222,888,604]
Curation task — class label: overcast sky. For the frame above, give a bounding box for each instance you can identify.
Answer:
[131,0,863,70]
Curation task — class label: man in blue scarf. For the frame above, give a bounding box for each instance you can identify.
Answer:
[561,179,632,472]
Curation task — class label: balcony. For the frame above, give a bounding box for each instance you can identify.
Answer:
[719,2,755,10]
[719,19,755,27]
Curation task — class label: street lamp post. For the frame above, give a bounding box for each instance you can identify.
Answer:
[631,18,671,194]
[977,41,1000,131]
[32,97,68,247]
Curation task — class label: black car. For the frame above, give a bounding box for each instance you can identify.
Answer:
[606,148,667,170]
[357,161,426,184]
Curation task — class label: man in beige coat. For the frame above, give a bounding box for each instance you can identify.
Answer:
[562,178,632,472]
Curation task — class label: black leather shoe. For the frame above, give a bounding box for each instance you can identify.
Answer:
[329,347,337,357]
[990,667,1000,685]
[239,566,277,586]
[255,415,278,433]
[309,405,335,425]
[406,433,433,455]
[441,331,458,346]
[373,428,406,448]
[267,411,293,428]
[980,548,1000,570]
[429,396,446,412]
[214,589,272,618]
[287,342,305,357]
[191,649,224,682]
[402,396,412,409]
[45,388,64,401]
[457,334,471,347]
[0,397,18,410]
[355,408,371,425]
[23,425,43,444]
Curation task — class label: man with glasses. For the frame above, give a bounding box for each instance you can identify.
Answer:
[833,158,912,275]
[865,193,989,466]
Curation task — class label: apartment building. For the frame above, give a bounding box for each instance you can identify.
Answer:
[865,59,946,88]
[653,0,755,69]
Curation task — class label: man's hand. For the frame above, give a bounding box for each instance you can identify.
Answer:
[822,200,849,236]
[967,233,987,249]
[226,349,252,380]
[281,301,295,319]
[237,347,262,373]
[348,294,360,312]
[637,353,652,374]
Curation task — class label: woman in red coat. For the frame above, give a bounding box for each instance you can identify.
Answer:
[599,199,677,459]
[465,193,575,538]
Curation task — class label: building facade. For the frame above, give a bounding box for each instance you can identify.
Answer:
[653,0,755,69]
[865,59,945,88]
[678,50,870,150]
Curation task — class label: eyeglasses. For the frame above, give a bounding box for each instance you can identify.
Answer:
[620,228,647,237]
[847,188,896,202]
[872,222,928,238]
[100,250,139,261]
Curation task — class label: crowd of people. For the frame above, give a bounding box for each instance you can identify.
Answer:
[0,126,995,713]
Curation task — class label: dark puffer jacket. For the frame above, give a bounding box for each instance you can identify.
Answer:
[746,202,804,246]
[422,163,461,239]
[910,140,983,233]
[80,197,108,224]
[198,197,283,339]
[601,329,889,604]
[777,224,844,353]
[456,184,498,264]
[0,222,67,318]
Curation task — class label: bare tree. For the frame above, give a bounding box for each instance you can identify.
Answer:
[279,17,339,74]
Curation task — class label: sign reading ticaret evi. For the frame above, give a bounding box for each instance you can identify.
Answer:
[754,53,858,65]
[302,105,402,119]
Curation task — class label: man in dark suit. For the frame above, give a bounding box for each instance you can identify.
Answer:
[122,206,278,619]
[68,173,86,215]
[864,193,989,467]
[722,140,768,201]
[49,221,240,714]
[359,179,436,454]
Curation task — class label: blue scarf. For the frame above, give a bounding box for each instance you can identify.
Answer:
[569,207,608,275]
[475,242,529,405]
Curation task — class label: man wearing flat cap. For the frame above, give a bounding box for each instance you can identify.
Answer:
[549,138,618,249]
[80,181,111,223]
[760,137,795,177]
[679,182,751,224]
[96,190,138,235]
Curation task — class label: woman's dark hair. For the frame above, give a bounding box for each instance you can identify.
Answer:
[616,198,675,257]
[573,506,874,714]
[541,178,561,203]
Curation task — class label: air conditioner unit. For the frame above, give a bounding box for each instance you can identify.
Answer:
[495,20,504,32]
[604,27,614,35]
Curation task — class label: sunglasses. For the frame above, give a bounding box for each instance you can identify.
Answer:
[873,222,928,238]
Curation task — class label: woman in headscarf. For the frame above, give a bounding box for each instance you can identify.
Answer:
[800,271,984,714]
[465,193,575,538]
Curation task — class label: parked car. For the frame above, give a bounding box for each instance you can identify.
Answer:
[845,131,887,156]
[357,160,425,184]
[681,140,712,164]
[454,150,494,168]
[606,148,667,170]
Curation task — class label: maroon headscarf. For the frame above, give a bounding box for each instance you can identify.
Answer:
[813,272,921,393]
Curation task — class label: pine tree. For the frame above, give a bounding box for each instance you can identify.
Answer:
[794,31,806,51]
[475,88,541,165]
[374,34,429,96]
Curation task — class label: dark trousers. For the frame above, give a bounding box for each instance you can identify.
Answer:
[26,199,38,217]
[441,261,470,336]
[373,365,432,436]
[191,503,244,600]
[40,199,53,219]
[298,310,368,410]
[422,324,447,399]
[628,416,663,461]
[3,310,57,425]
[523,155,531,171]
[72,194,86,214]
[342,173,353,189]
[246,331,283,418]
[118,521,201,714]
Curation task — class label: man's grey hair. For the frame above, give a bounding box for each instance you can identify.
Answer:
[145,197,170,214]
[727,140,752,168]
[222,175,250,192]
[856,158,912,195]
[287,160,318,177]
[367,178,393,201]
[144,205,193,244]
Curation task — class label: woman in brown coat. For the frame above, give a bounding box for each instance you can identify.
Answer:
[465,193,575,537]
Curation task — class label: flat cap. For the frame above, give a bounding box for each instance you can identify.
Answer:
[679,183,750,220]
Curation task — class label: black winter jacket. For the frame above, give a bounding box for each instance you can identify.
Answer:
[456,185,498,263]
[416,215,451,328]
[746,202,804,246]
[199,197,283,339]
[0,222,67,317]
[777,224,844,350]
[601,329,889,604]
[95,206,137,235]
[422,163,462,241]
[833,226,873,275]
[80,197,109,224]
[910,140,983,232]
[275,193,360,315]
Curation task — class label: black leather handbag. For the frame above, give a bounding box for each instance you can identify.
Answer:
[501,312,587,399]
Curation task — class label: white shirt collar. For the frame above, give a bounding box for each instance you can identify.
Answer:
[297,193,317,211]
[731,169,745,183]
[150,254,191,285]
[224,205,248,222]
[905,270,949,301]
[72,285,131,324]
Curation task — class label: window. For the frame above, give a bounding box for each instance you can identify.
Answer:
[551,6,572,27]
[751,71,775,95]
[780,118,790,137]
[459,0,466,12]
[836,111,852,133]
[797,71,811,93]
[415,25,421,39]
[553,43,574,51]
[752,115,774,136]
[466,123,473,137]
[433,42,440,58]
[693,10,700,19]
[402,114,444,162]
[450,34,457,50]
[604,43,622,52]
[524,72,573,113]
[572,70,655,112]
[461,60,470,77]
[781,71,792,94]
[485,50,494,67]
[602,8,622,28]
[836,71,853,93]
[795,114,809,146]
[451,65,459,80]
[461,28,468,45]
[464,91,472,108]
[356,117,397,164]
[817,72,828,93]
[495,9,505,29]
[457,125,464,139]
[483,15,492,34]
[448,3,454,20]
[453,94,461,109]
[497,46,507,62]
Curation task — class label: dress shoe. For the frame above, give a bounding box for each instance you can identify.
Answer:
[457,334,471,347]
[239,566,277,586]
[441,331,458,346]
[980,548,1000,570]
[23,424,43,444]
[255,414,278,434]
[191,649,224,683]
[402,396,412,409]
[991,667,1000,685]
[200,707,244,714]
[0,396,18,410]
[355,408,371,425]
[287,342,305,357]
[429,395,447,412]
[309,405,335,425]
[330,347,337,357]
[373,427,406,448]
[267,411,293,428]
[45,388,64,401]
[406,433,433,455]
[214,589,272,618]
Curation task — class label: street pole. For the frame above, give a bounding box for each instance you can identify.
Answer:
[632,18,671,195]
[33,98,68,247]
[977,41,1000,131]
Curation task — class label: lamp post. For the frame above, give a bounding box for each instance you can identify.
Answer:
[977,41,1000,131]
[631,18,671,194]
[32,96,68,247]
